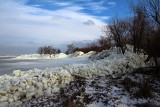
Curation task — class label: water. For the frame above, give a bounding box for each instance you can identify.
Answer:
[0,56,89,75]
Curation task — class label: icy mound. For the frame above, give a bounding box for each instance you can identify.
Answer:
[15,53,68,59]
[0,69,73,106]
[54,53,68,59]
[0,46,151,106]
[68,51,84,57]
[90,45,134,60]
[15,52,85,60]
[85,51,96,55]
[89,50,110,60]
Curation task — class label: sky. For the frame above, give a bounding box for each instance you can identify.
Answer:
[0,0,134,55]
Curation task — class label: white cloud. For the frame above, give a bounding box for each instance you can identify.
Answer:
[0,0,108,54]
[85,0,108,12]
[52,1,72,7]
[64,6,84,11]
[43,0,110,13]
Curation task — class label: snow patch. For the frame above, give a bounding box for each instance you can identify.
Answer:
[87,102,106,107]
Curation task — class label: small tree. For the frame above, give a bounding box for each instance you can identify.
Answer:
[98,36,112,50]
[37,47,43,55]
[130,0,160,73]
[108,18,128,54]
[129,3,147,53]
[56,49,61,54]
[65,44,76,54]
[37,46,57,57]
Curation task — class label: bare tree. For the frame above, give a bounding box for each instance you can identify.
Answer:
[98,36,112,50]
[132,0,160,73]
[37,47,43,55]
[144,0,160,27]
[129,3,147,53]
[144,29,160,73]
[65,44,76,54]
[47,46,57,57]
[108,18,128,54]
[37,46,57,57]
[56,49,61,54]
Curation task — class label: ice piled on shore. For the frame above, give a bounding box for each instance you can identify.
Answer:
[15,51,87,60]
[15,53,68,59]
[0,45,151,106]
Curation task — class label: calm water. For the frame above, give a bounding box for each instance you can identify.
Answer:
[0,56,88,75]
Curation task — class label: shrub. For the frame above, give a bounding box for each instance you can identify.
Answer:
[37,46,61,57]
[122,77,136,92]
[65,44,76,54]
[134,81,153,98]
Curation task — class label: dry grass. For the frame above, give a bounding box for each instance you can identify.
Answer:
[122,77,136,92]
[64,98,83,107]
[134,81,153,98]
[121,68,157,99]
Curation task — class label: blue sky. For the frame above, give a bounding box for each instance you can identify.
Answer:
[0,0,135,55]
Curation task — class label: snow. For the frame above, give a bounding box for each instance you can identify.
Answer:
[14,51,89,60]
[87,102,106,107]
[0,45,155,106]
[15,53,68,59]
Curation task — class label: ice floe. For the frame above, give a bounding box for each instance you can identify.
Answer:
[0,45,153,106]
[14,51,88,60]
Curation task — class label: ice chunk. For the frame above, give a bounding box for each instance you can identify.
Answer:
[44,87,52,97]
[0,90,6,96]
[0,96,8,102]
[35,89,43,98]
[8,101,22,107]
[12,70,21,77]
[35,82,43,89]
[0,102,8,107]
